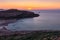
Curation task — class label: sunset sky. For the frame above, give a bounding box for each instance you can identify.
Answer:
[0,0,60,10]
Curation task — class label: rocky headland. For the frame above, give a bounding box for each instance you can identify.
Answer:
[0,9,39,19]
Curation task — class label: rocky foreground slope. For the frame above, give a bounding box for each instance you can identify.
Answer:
[0,29,60,40]
[0,27,60,40]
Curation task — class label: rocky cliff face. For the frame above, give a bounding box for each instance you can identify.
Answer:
[0,9,39,19]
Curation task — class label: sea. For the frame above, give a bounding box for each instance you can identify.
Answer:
[0,10,60,31]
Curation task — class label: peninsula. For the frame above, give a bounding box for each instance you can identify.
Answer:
[0,9,39,19]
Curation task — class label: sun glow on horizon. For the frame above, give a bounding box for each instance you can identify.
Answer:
[0,0,60,10]
[28,8,32,10]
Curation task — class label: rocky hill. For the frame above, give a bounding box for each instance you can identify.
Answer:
[0,9,39,19]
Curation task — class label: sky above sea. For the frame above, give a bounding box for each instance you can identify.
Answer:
[0,0,60,10]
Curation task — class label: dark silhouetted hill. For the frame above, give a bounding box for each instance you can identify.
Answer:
[0,9,39,19]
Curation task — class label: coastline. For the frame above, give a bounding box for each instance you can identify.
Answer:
[0,9,39,19]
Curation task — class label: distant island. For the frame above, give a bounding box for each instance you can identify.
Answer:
[0,9,39,19]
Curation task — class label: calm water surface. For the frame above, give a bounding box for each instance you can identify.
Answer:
[0,10,60,31]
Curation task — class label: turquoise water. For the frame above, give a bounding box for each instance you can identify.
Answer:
[0,10,60,31]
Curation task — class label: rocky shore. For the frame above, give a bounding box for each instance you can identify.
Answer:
[0,28,60,40]
[0,9,39,19]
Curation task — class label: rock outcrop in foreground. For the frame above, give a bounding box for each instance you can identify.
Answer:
[0,9,39,19]
[0,29,60,40]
